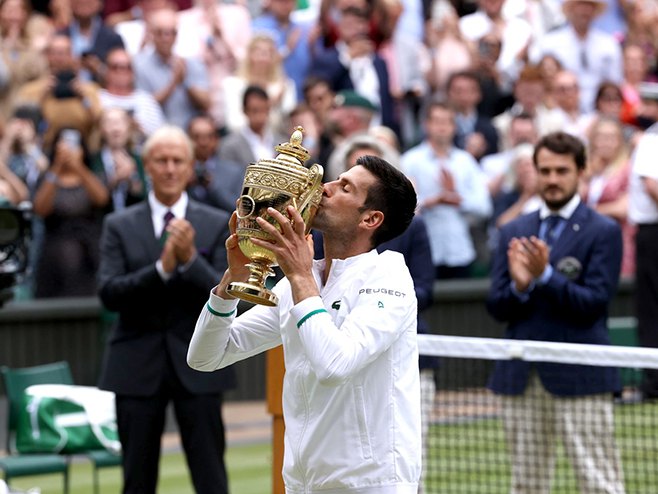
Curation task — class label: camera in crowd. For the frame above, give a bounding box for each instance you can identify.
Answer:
[0,204,32,307]
[53,70,77,99]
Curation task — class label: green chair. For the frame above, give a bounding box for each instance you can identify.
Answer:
[0,361,72,493]
[1,362,123,494]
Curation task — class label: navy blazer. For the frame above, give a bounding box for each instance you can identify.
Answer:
[487,202,622,396]
[98,200,235,396]
[309,47,399,136]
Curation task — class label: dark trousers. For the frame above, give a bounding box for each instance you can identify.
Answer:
[115,370,228,494]
[435,263,472,280]
[636,224,658,397]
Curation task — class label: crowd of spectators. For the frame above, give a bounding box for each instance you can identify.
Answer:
[0,0,655,298]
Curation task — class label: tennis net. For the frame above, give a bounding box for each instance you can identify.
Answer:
[418,334,658,494]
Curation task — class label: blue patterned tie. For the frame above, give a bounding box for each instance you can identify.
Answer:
[543,215,563,248]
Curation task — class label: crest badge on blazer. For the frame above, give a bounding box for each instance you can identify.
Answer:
[556,256,582,280]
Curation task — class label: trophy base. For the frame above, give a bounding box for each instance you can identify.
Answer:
[226,282,279,307]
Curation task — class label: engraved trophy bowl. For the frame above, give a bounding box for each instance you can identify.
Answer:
[226,127,324,306]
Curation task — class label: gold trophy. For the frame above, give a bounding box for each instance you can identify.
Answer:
[226,127,324,306]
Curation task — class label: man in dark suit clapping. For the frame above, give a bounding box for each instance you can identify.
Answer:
[98,125,234,494]
[487,131,624,493]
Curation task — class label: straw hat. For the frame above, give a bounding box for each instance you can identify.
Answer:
[561,0,608,17]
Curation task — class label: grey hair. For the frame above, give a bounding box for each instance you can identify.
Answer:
[142,125,194,162]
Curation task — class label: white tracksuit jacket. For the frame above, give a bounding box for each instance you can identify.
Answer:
[188,249,422,494]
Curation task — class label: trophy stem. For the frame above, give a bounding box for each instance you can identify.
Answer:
[226,261,279,307]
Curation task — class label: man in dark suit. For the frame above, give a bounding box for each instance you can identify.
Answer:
[445,70,499,161]
[186,114,244,214]
[308,6,398,135]
[487,131,624,493]
[60,0,125,82]
[98,125,234,494]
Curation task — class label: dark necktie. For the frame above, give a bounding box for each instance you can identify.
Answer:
[160,210,174,245]
[543,215,563,248]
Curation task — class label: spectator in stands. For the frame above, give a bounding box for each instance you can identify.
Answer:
[308,6,398,134]
[590,81,639,142]
[218,85,288,166]
[547,69,592,140]
[302,76,335,164]
[33,127,109,298]
[473,32,512,119]
[628,85,658,399]
[99,47,165,140]
[5,0,56,52]
[401,100,492,279]
[619,44,651,128]
[104,0,189,26]
[322,90,378,180]
[324,130,399,181]
[0,0,48,119]
[0,105,47,199]
[17,33,103,154]
[90,107,147,213]
[537,53,563,110]
[176,0,252,129]
[491,142,541,230]
[483,112,539,199]
[60,0,125,83]
[314,0,384,50]
[186,114,244,214]
[620,0,658,77]
[302,76,335,134]
[458,0,533,92]
[221,33,297,135]
[97,125,234,494]
[376,0,430,149]
[133,7,211,128]
[445,70,499,161]
[593,81,624,121]
[582,116,635,278]
[252,0,312,101]
[112,0,174,56]
[425,0,474,96]
[634,81,658,130]
[487,131,624,494]
[532,0,623,113]
[493,64,563,150]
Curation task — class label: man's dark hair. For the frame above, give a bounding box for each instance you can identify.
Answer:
[242,85,269,111]
[533,131,586,171]
[445,69,481,93]
[302,75,330,100]
[187,113,221,137]
[421,98,453,123]
[356,155,417,247]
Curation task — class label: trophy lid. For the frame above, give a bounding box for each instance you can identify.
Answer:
[274,126,311,165]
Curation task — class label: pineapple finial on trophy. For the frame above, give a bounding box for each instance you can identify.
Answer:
[274,126,310,166]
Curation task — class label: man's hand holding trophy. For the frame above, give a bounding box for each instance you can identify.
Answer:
[226,126,324,306]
